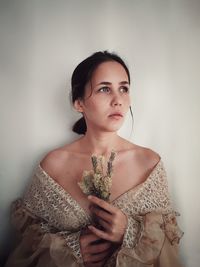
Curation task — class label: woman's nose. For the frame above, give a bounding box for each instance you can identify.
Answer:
[111,94,122,106]
[113,102,122,106]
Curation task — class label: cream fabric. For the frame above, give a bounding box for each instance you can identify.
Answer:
[5,159,184,267]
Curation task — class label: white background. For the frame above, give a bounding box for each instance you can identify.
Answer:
[0,0,199,266]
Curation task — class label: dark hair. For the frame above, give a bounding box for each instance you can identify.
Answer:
[70,50,134,136]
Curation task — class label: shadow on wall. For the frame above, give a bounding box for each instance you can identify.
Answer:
[0,228,16,266]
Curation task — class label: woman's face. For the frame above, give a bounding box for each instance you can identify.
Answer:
[76,61,131,133]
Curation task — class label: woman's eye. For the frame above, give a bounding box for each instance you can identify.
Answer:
[98,86,129,93]
[98,87,110,92]
[120,86,129,93]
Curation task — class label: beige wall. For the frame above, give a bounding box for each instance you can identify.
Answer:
[1,0,199,266]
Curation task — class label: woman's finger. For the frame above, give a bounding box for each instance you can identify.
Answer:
[88,195,117,215]
[90,206,111,223]
[95,217,111,231]
[80,230,101,246]
[87,241,112,254]
[84,250,110,263]
[85,260,107,267]
[88,225,111,241]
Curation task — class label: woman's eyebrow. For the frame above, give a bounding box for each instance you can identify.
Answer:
[96,81,129,86]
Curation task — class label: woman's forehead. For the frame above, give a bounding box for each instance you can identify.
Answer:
[91,61,129,84]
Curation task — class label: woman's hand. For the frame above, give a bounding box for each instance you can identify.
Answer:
[80,227,113,267]
[87,195,128,244]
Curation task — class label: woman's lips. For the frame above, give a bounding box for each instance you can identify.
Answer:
[108,114,123,119]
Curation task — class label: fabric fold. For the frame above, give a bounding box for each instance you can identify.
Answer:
[116,211,184,267]
[118,212,165,264]
[5,199,84,267]
[161,211,184,245]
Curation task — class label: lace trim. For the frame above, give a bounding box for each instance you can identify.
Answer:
[58,231,83,262]
[113,160,174,216]
[23,175,91,230]
[121,216,142,249]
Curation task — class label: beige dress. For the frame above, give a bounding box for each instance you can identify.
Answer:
[5,159,184,267]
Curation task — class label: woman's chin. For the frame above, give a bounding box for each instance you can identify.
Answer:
[103,124,123,132]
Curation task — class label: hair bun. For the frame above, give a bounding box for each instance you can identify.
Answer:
[72,116,87,135]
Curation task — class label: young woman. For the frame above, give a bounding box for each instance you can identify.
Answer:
[5,51,184,267]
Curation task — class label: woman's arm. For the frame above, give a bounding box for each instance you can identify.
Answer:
[5,199,84,267]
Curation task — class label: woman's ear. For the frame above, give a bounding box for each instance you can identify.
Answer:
[73,99,84,113]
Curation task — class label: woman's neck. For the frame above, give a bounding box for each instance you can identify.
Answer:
[79,132,121,156]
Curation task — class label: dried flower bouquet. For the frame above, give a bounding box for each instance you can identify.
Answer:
[78,149,117,202]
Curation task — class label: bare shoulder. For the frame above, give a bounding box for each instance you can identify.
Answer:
[134,146,161,169]
[40,146,70,181]
[129,143,161,170]
[118,136,161,168]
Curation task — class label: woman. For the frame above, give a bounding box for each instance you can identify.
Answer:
[5,51,184,267]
